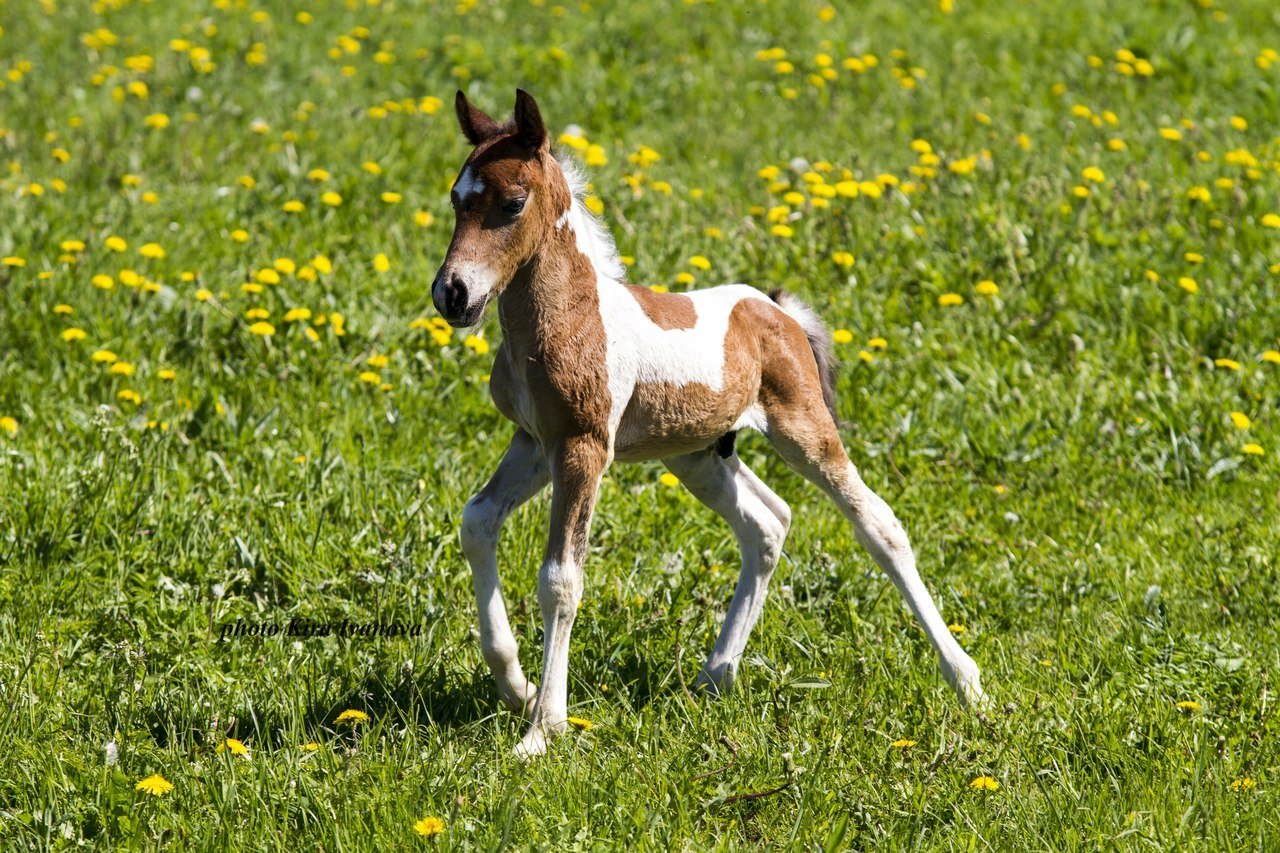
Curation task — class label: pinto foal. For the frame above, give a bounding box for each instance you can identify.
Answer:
[434,90,985,757]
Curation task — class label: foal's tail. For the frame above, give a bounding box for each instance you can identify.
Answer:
[769,289,838,423]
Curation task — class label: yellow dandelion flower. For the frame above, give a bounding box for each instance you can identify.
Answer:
[832,251,855,268]
[891,739,917,749]
[976,280,999,296]
[105,236,127,253]
[62,328,88,342]
[1243,443,1264,456]
[301,741,320,751]
[117,389,142,405]
[414,817,445,838]
[381,191,402,204]
[1230,778,1257,792]
[1178,277,1198,294]
[373,253,390,272]
[2,256,26,267]
[282,200,304,213]
[675,272,695,286]
[1230,411,1251,430]
[283,307,312,323]
[1082,166,1105,183]
[832,329,854,344]
[1214,358,1241,371]
[463,335,490,355]
[335,709,369,724]
[91,350,118,364]
[320,191,343,206]
[307,168,331,182]
[109,361,135,376]
[144,113,170,129]
[584,196,605,215]
[1262,213,1280,229]
[659,472,680,487]
[1262,351,1280,364]
[312,255,333,275]
[938,293,964,306]
[948,623,966,633]
[566,715,594,731]
[0,416,17,436]
[248,321,276,336]
[771,224,794,238]
[53,304,73,315]
[158,369,176,381]
[970,776,1000,791]
[274,258,297,275]
[689,255,711,271]
[414,210,435,227]
[135,774,173,797]
[217,738,249,756]
[859,350,874,363]
[1177,700,1201,712]
[868,337,888,349]
[1159,127,1182,141]
[195,288,213,302]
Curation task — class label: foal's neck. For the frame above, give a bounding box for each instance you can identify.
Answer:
[497,228,598,352]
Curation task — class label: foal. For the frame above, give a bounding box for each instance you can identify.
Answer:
[434,90,986,757]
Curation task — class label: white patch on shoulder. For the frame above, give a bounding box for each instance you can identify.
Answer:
[455,165,484,201]
[555,209,570,230]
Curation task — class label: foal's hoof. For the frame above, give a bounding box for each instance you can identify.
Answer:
[694,664,735,697]
[513,726,551,760]
[946,662,990,713]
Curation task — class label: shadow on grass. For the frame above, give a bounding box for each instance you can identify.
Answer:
[144,662,510,752]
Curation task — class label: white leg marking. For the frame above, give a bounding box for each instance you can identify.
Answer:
[664,450,790,694]
[460,431,549,715]
[834,463,986,708]
[515,439,606,759]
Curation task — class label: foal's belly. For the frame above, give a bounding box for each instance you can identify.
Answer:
[612,379,758,462]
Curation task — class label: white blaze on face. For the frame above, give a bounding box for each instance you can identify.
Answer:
[454,165,485,202]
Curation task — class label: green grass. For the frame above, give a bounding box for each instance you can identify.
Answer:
[2,0,1280,847]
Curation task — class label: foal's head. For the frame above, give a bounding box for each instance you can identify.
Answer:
[432,89,572,328]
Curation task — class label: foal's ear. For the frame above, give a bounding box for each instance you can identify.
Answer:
[513,88,548,151]
[455,90,501,145]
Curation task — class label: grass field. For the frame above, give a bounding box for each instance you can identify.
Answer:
[3,0,1280,848]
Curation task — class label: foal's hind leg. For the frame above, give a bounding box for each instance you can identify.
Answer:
[663,448,791,695]
[766,404,987,708]
[461,429,549,715]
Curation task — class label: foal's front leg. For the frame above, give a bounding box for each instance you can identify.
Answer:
[515,435,609,759]
[460,429,549,715]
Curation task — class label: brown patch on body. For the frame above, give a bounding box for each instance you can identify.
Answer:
[614,297,828,462]
[624,286,698,330]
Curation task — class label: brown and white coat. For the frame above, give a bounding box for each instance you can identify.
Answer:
[433,90,985,757]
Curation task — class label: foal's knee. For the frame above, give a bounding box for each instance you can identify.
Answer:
[760,503,790,563]
[460,494,500,563]
[537,559,583,616]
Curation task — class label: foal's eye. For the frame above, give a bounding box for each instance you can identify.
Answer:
[502,197,527,215]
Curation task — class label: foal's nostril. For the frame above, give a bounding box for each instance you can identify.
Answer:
[444,276,468,317]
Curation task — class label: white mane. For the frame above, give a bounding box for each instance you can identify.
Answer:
[554,154,626,284]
